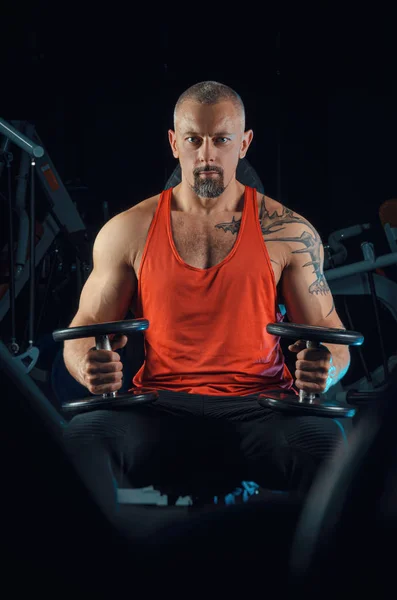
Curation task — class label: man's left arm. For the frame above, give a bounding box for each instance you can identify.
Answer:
[279,220,350,395]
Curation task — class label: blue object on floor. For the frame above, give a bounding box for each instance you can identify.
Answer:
[213,481,260,505]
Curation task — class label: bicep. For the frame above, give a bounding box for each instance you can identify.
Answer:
[73,217,137,324]
[280,227,344,329]
[76,263,136,324]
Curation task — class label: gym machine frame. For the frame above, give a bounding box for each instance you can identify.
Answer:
[0,117,90,376]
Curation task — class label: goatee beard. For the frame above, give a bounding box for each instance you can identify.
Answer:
[192,171,225,198]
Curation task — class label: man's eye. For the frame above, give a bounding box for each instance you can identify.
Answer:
[186,137,229,143]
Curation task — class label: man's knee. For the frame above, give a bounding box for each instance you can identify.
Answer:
[284,415,351,462]
[265,417,351,494]
[61,408,172,485]
[63,410,117,445]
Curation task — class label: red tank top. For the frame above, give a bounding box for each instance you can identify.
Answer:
[131,185,295,396]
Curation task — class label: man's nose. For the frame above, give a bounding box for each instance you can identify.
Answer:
[198,138,216,164]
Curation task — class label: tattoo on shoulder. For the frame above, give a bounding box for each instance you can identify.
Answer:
[258,196,328,291]
[215,195,334,316]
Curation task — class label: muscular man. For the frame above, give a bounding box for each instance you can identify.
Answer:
[62,81,351,517]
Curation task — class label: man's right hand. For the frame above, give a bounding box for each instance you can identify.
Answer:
[80,334,128,395]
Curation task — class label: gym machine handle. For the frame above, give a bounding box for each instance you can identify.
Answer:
[0,117,44,158]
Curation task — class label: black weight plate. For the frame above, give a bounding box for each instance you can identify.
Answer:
[62,389,158,414]
[266,322,364,346]
[258,393,355,418]
[53,319,149,342]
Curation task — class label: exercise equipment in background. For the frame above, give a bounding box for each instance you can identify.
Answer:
[322,206,397,404]
[0,117,91,381]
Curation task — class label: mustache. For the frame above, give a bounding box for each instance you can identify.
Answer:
[194,167,223,175]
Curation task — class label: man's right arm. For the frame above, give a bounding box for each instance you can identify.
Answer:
[63,212,137,387]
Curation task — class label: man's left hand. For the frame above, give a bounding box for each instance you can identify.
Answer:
[288,340,336,394]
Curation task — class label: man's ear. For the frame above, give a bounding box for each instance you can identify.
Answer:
[168,129,179,159]
[240,129,254,159]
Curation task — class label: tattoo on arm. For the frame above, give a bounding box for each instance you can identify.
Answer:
[215,195,334,318]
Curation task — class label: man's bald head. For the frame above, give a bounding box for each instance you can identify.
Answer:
[173,81,245,134]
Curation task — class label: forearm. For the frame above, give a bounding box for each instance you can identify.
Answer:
[63,314,98,386]
[322,343,351,391]
[63,338,95,386]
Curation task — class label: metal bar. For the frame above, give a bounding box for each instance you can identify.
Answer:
[367,271,389,381]
[0,117,44,157]
[28,158,35,347]
[5,157,17,351]
[325,253,397,281]
[342,295,372,384]
[0,213,59,321]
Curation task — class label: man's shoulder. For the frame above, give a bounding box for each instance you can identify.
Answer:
[95,193,163,269]
[255,191,317,236]
[95,193,161,250]
[256,192,286,220]
[110,193,162,232]
[124,193,161,219]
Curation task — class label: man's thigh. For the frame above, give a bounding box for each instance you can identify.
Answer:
[63,405,206,486]
[236,413,351,491]
[201,397,351,466]
[238,414,351,460]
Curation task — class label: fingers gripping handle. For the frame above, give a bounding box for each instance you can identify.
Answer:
[306,340,321,349]
[299,340,321,403]
[96,334,111,351]
[95,335,116,399]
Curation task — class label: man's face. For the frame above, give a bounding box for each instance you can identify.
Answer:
[169,100,253,199]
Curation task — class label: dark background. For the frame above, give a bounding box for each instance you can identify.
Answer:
[2,17,397,232]
[1,12,397,391]
[0,17,397,227]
